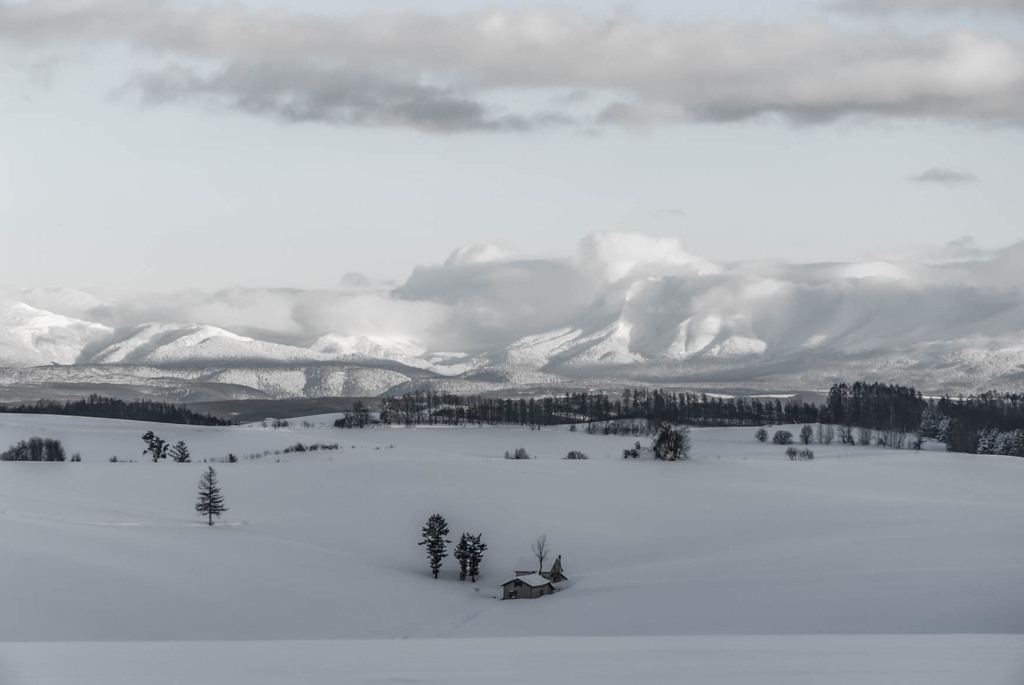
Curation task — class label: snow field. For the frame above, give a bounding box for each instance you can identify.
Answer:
[0,414,1022,681]
[3,636,1023,685]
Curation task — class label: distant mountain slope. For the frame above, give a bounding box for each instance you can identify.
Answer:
[2,237,1023,400]
[0,301,112,367]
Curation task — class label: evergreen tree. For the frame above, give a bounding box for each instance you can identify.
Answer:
[195,466,228,526]
[418,514,451,579]
[169,440,191,463]
[453,533,472,581]
[1011,429,1024,458]
[467,533,487,582]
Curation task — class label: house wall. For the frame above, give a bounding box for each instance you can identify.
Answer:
[502,580,553,599]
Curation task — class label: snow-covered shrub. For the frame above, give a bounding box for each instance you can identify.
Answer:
[755,428,769,442]
[505,448,531,460]
[565,450,588,460]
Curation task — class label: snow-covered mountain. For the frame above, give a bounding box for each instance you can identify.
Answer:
[2,236,1023,400]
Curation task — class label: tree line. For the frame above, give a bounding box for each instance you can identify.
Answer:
[0,395,231,426]
[376,383,1023,456]
[379,388,821,428]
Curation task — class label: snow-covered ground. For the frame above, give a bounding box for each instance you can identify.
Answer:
[3,636,1023,685]
[1,414,1022,682]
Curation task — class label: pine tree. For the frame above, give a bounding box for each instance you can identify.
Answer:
[467,533,487,583]
[195,466,228,526]
[453,533,472,581]
[169,440,191,463]
[418,514,451,579]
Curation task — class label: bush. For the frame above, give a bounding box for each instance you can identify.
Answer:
[788,447,814,461]
[70,453,81,462]
[772,430,794,445]
[565,450,588,460]
[755,428,769,442]
[785,446,798,459]
[505,448,531,460]
[622,441,642,459]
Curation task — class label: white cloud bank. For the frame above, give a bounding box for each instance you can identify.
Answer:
[835,0,1024,14]
[4,232,1023,358]
[3,2,1024,130]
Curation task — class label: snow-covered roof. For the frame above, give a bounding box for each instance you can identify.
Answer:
[503,573,552,588]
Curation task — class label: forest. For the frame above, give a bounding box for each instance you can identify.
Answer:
[0,395,231,426]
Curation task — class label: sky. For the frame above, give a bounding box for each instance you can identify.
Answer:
[1,0,1023,294]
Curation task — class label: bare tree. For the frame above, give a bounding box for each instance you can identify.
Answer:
[799,424,814,445]
[531,534,549,574]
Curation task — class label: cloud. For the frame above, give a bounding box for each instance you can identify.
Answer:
[125,62,553,132]
[834,0,1024,14]
[6,234,1024,360]
[4,3,1024,130]
[909,166,978,183]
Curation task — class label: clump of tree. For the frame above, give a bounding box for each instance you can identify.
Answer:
[786,447,814,461]
[504,448,531,460]
[334,401,373,428]
[652,422,691,461]
[772,430,794,445]
[565,450,588,460]
[0,437,67,461]
[453,532,488,582]
[755,428,769,442]
[418,514,451,579]
[195,466,228,526]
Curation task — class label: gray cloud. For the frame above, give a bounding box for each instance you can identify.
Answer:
[3,3,1024,130]
[834,0,1024,14]
[126,62,553,132]
[909,166,978,184]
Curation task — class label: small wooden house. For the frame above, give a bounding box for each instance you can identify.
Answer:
[514,555,568,583]
[501,573,554,600]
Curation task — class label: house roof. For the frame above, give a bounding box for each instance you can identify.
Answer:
[503,573,552,588]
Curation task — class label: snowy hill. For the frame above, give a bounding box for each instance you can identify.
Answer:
[0,415,1022,682]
